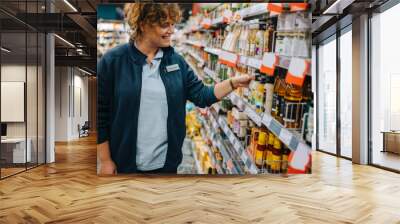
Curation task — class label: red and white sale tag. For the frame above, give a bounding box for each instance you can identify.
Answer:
[260,52,279,76]
[267,3,283,15]
[288,143,311,172]
[289,3,308,12]
[285,57,310,86]
[223,10,232,23]
[201,18,212,29]
[218,50,238,68]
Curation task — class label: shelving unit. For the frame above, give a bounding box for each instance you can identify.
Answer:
[203,65,311,155]
[183,3,312,174]
[184,43,310,75]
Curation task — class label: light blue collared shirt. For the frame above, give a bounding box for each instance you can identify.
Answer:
[135,47,169,171]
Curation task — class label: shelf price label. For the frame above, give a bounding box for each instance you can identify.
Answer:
[247,3,268,17]
[267,3,283,15]
[261,113,272,127]
[244,106,262,126]
[289,3,308,12]
[247,57,262,69]
[279,128,292,146]
[285,57,310,87]
[201,18,212,29]
[218,50,238,68]
[260,52,279,76]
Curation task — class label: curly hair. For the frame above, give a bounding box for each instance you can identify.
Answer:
[125,3,182,40]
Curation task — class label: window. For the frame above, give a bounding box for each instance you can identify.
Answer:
[317,36,337,154]
[371,2,400,171]
[339,28,352,158]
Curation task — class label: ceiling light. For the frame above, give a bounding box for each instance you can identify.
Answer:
[63,0,78,12]
[1,47,11,53]
[54,34,75,48]
[78,67,92,76]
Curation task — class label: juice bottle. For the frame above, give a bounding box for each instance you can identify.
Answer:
[255,131,267,169]
[264,132,275,172]
[271,72,287,123]
[272,137,282,174]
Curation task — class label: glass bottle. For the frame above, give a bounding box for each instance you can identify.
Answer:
[272,137,282,174]
[264,75,275,115]
[255,131,267,169]
[265,132,275,172]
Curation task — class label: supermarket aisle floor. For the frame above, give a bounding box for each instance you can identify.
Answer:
[0,135,400,223]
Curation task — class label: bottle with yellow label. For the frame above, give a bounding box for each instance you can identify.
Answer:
[271,137,282,174]
[264,132,275,173]
[255,131,267,169]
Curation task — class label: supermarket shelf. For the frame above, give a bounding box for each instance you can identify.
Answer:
[187,51,205,67]
[211,16,226,26]
[201,117,239,174]
[204,67,220,82]
[203,65,311,157]
[184,40,205,48]
[200,128,224,174]
[228,92,311,154]
[208,111,258,174]
[190,140,204,174]
[236,3,269,20]
[204,47,220,56]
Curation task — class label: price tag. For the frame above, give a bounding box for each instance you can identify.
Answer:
[260,52,278,76]
[212,17,223,25]
[239,55,248,65]
[290,143,311,170]
[248,3,268,16]
[279,129,292,146]
[247,57,262,69]
[245,106,261,126]
[222,10,232,23]
[201,18,212,29]
[218,50,238,67]
[261,114,272,127]
[285,57,310,87]
[267,3,283,15]
[289,3,308,12]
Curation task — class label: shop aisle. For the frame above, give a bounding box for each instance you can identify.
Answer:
[1,135,400,223]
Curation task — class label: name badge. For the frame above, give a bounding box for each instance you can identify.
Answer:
[166,64,180,72]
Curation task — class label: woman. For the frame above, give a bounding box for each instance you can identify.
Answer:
[97,3,253,175]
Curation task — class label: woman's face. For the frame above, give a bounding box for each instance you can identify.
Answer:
[141,20,175,48]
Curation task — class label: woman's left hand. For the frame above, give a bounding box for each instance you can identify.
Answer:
[231,75,255,89]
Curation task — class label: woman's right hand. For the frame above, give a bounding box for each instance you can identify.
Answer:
[99,159,117,175]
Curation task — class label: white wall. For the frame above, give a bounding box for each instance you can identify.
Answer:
[54,66,89,141]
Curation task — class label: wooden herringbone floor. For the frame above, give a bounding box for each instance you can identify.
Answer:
[1,135,400,224]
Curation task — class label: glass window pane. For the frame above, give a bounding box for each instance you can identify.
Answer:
[318,37,337,154]
[340,29,352,158]
[371,3,400,171]
[1,18,28,177]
